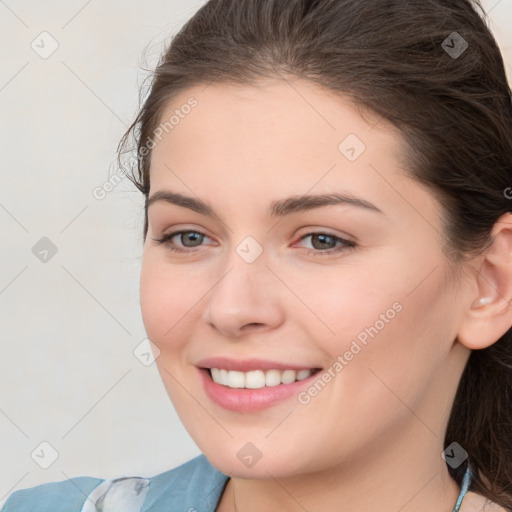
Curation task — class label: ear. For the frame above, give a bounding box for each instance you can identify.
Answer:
[457,212,512,350]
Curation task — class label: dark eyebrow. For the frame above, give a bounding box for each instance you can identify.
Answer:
[146,190,384,217]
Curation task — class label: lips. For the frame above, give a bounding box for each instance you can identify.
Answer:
[196,356,321,372]
[196,357,323,411]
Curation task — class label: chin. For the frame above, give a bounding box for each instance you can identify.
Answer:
[200,442,312,480]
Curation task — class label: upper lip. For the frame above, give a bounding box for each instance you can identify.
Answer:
[196,357,322,372]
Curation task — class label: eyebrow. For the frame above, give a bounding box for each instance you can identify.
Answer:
[146,190,384,218]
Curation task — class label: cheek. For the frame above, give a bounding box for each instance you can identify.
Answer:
[275,260,393,347]
[331,262,456,413]
[139,253,201,352]
[299,248,453,387]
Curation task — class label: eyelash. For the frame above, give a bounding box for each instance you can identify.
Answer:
[152,230,357,257]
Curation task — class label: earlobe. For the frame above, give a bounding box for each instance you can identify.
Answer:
[457,212,512,350]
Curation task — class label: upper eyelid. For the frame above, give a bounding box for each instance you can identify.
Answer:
[157,225,214,239]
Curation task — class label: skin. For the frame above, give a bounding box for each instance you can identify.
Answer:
[139,77,512,512]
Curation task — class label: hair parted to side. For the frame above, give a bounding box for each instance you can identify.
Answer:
[118,0,512,508]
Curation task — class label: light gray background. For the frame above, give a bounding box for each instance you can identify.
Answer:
[1,0,511,499]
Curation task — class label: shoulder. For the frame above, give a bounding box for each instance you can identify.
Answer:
[0,454,229,512]
[0,476,104,512]
[142,453,230,511]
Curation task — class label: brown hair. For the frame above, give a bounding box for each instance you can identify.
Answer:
[118,0,512,508]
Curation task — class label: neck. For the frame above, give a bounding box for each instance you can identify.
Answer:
[224,422,461,512]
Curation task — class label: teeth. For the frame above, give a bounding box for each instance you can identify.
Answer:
[281,369,296,384]
[209,368,314,388]
[265,369,281,387]
[219,368,229,386]
[227,370,245,388]
[296,369,312,381]
[246,370,266,389]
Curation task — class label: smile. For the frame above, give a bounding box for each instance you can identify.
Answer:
[197,361,323,412]
[209,368,317,389]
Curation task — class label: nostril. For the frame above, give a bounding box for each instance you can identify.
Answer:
[242,323,265,331]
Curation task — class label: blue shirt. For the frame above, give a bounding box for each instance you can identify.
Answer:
[0,455,472,511]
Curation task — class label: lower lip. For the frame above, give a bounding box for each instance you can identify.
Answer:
[198,368,321,412]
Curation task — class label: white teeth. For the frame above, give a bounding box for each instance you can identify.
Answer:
[245,370,266,389]
[280,369,296,384]
[227,370,245,388]
[219,368,229,386]
[265,369,282,387]
[296,369,312,381]
[209,368,316,388]
[211,368,221,383]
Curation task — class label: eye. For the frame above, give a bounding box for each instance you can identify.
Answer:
[152,230,213,253]
[152,229,357,257]
[296,232,357,256]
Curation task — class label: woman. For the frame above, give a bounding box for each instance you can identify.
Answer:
[2,0,511,510]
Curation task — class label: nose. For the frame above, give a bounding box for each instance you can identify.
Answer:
[202,255,285,338]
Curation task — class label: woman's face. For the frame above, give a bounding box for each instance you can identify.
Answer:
[140,78,472,478]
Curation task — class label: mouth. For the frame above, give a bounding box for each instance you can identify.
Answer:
[195,358,324,412]
[205,367,322,389]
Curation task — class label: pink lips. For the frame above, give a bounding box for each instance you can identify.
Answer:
[196,356,317,372]
[196,357,322,412]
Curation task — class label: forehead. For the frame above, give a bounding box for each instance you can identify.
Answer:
[147,78,432,223]
[152,77,399,158]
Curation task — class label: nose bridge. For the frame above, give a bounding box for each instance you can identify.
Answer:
[203,238,284,335]
[210,241,268,313]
